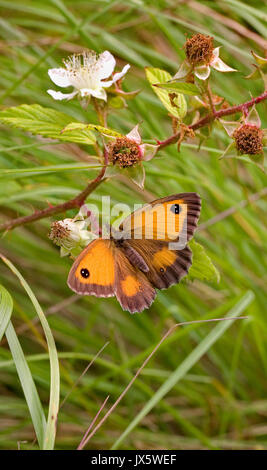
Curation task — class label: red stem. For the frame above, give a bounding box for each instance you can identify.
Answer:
[158,90,267,149]
[1,91,266,233]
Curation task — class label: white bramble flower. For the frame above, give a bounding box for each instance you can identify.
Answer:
[47,50,130,102]
[174,34,236,81]
[104,125,158,189]
[49,215,96,257]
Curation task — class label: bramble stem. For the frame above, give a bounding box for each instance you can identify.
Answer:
[1,91,266,233]
[158,90,267,149]
[0,168,106,232]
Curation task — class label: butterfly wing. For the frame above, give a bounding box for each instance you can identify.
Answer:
[114,247,156,313]
[120,193,201,241]
[67,238,155,313]
[67,239,116,297]
[125,238,192,290]
[67,193,201,312]
[120,193,201,290]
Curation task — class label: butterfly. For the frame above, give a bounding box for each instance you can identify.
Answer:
[68,193,201,313]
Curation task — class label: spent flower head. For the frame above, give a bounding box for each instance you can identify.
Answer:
[104,125,158,189]
[174,33,236,81]
[47,50,130,102]
[220,106,267,168]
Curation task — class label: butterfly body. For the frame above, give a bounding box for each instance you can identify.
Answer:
[67,193,201,313]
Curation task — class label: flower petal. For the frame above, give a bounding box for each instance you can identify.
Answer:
[211,57,236,72]
[126,124,141,144]
[141,143,158,161]
[80,87,107,101]
[194,65,210,80]
[97,51,116,80]
[47,89,78,100]
[48,68,71,87]
[125,163,145,189]
[112,64,130,82]
[101,64,130,88]
[212,47,220,60]
[173,60,191,79]
[246,105,261,127]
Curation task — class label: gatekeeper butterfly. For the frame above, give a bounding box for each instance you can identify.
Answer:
[68,193,201,313]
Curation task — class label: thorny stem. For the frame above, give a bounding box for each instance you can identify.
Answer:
[158,90,267,149]
[207,80,216,116]
[0,90,266,233]
[0,167,106,232]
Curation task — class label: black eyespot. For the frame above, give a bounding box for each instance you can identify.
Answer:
[160,268,164,273]
[171,204,181,214]
[80,268,90,278]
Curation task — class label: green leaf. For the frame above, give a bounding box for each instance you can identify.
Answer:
[187,240,220,283]
[0,104,96,145]
[61,121,122,137]
[0,285,46,448]
[0,284,13,342]
[154,81,200,96]
[0,256,60,450]
[145,67,187,120]
[108,96,126,109]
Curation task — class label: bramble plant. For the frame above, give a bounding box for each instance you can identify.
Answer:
[0,0,267,452]
[0,34,266,279]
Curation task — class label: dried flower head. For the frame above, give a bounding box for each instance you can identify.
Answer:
[174,34,236,81]
[220,105,267,168]
[104,125,158,188]
[47,50,130,102]
[108,136,141,168]
[185,33,214,66]
[49,220,71,246]
[233,124,263,155]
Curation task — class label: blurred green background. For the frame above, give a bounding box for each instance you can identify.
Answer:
[0,0,266,450]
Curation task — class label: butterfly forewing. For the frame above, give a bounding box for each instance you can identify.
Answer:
[120,193,201,242]
[67,239,116,297]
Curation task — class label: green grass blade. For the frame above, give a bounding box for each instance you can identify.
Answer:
[0,255,60,450]
[0,285,13,341]
[0,285,46,448]
[111,291,254,449]
[5,323,47,448]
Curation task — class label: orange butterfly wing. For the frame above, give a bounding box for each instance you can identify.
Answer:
[68,238,156,313]
[114,248,156,313]
[67,239,116,297]
[120,193,201,290]
[125,238,192,290]
[120,193,201,241]
[67,193,201,313]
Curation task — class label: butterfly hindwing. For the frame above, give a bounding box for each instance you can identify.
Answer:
[125,238,192,290]
[114,247,156,313]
